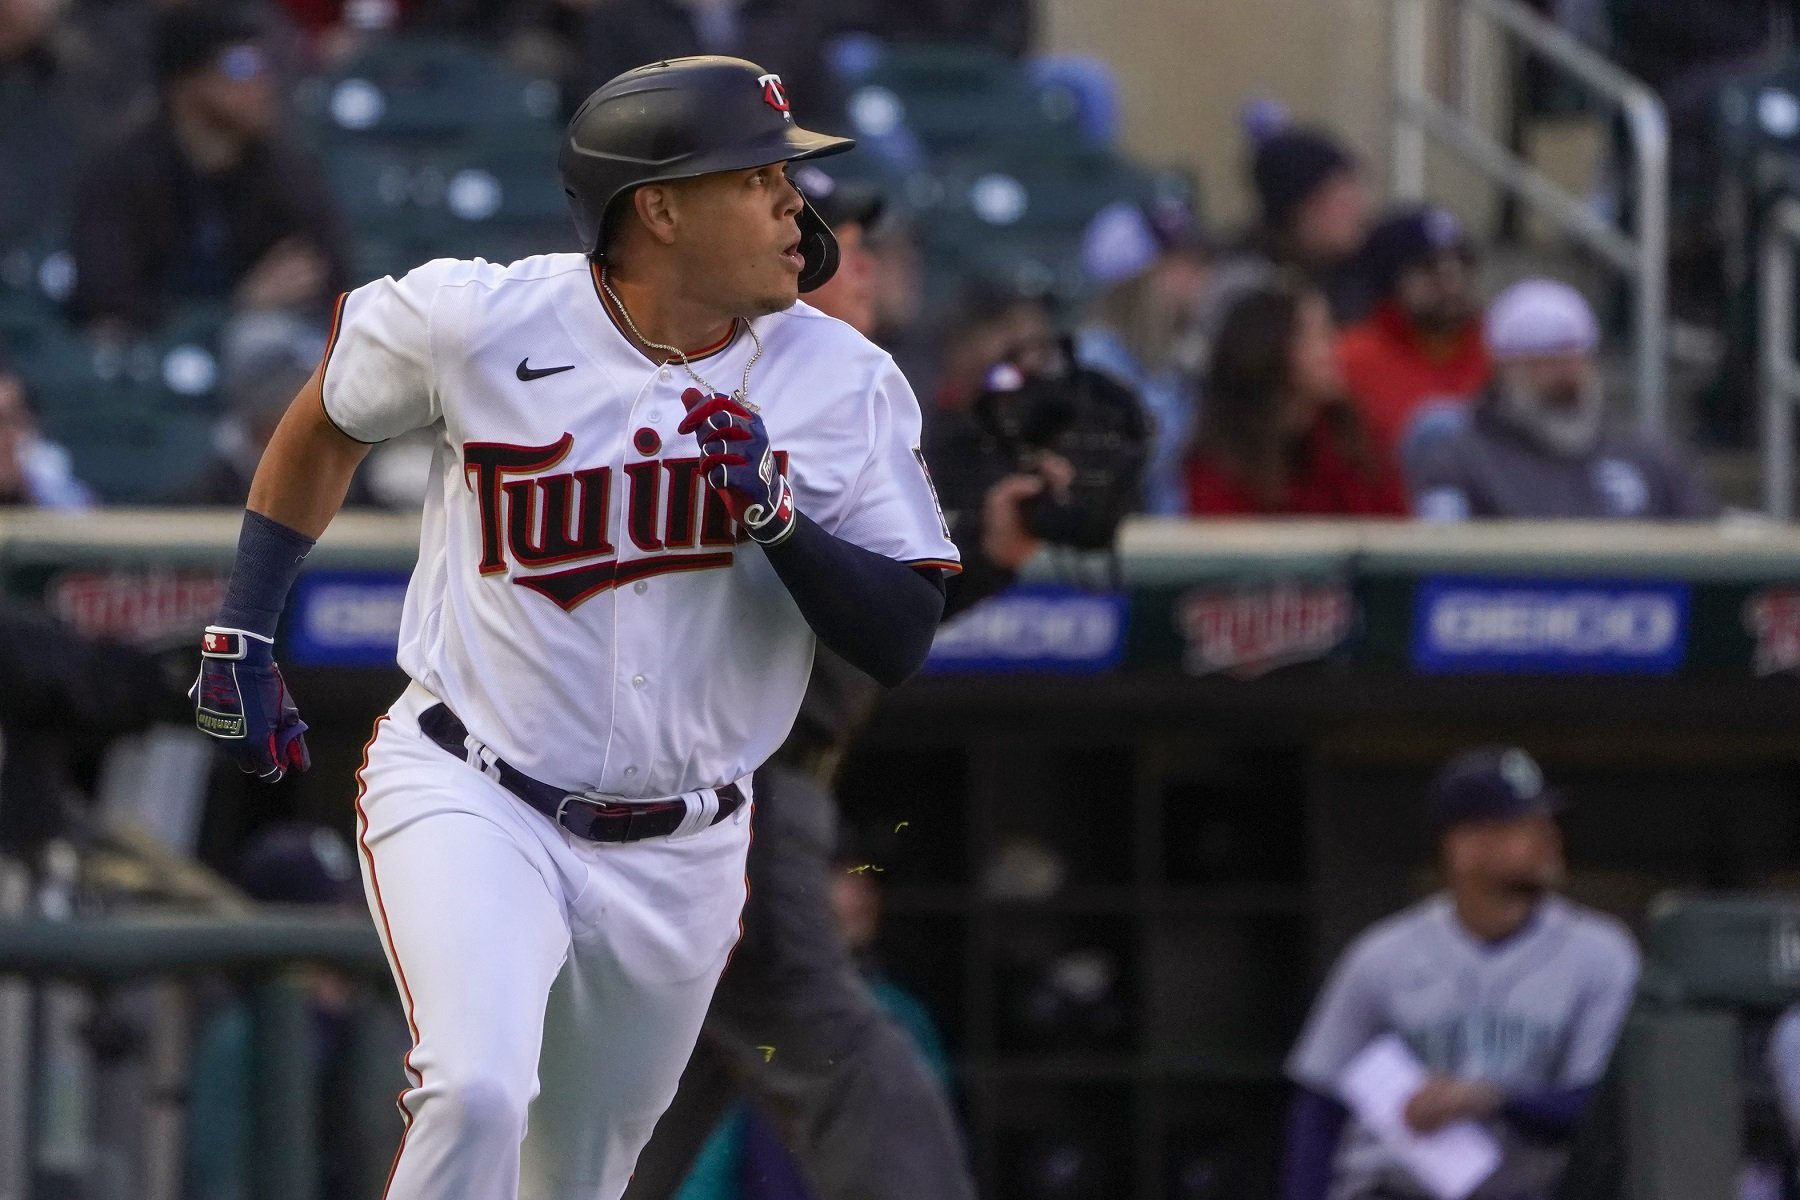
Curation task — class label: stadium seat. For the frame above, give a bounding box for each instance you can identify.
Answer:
[295,34,561,145]
[906,154,1189,308]
[36,392,216,503]
[328,127,574,271]
[1027,56,1121,148]
[841,43,1085,159]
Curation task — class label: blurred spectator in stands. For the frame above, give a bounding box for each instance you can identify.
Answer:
[1282,746,1640,1200]
[792,163,884,335]
[0,597,187,851]
[160,312,383,507]
[1767,1003,1800,1165]
[1076,197,1209,516]
[924,277,1055,419]
[1409,279,1717,520]
[669,835,955,1200]
[1186,280,1406,517]
[1205,105,1373,329]
[837,0,1032,57]
[68,3,349,335]
[0,0,149,252]
[1338,207,1490,473]
[275,0,407,64]
[918,278,1056,497]
[187,821,403,1200]
[0,349,94,510]
[574,0,840,125]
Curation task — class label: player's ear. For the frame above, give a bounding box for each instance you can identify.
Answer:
[633,184,682,248]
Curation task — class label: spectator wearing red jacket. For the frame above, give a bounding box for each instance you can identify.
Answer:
[1337,207,1489,469]
[1187,281,1407,517]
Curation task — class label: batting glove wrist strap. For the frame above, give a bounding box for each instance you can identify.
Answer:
[192,625,311,782]
[678,389,798,546]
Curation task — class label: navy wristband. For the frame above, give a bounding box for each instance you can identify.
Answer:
[215,511,317,638]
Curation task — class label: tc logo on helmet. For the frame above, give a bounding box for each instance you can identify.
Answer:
[757,73,791,118]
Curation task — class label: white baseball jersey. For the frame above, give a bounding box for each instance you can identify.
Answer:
[1287,894,1639,1200]
[321,253,960,799]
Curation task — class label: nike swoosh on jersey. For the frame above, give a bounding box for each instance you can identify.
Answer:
[516,358,576,381]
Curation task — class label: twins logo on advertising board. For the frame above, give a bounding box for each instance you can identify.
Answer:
[1412,577,1689,675]
[1743,588,1800,676]
[47,568,227,643]
[1174,579,1355,678]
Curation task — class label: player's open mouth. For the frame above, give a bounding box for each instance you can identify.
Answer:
[780,241,804,271]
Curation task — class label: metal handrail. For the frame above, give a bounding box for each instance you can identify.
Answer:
[1760,197,1800,519]
[0,913,395,1200]
[1391,0,1671,433]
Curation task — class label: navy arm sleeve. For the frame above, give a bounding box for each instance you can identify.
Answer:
[1500,1084,1593,1140]
[762,512,945,687]
[1281,1086,1348,1200]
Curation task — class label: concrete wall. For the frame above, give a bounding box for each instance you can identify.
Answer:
[1036,0,1584,236]
[1037,0,1396,228]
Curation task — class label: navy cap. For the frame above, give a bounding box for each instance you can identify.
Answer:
[1427,746,1563,834]
[789,163,885,232]
[236,823,361,905]
[1251,126,1356,229]
[1363,205,1472,298]
[155,5,265,84]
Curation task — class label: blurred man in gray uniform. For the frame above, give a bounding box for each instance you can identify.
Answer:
[1281,747,1640,1200]
[1409,280,1715,521]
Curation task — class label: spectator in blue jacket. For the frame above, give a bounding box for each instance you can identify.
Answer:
[1076,196,1209,515]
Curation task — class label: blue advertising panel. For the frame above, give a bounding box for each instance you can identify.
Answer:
[287,570,410,668]
[1412,577,1690,676]
[926,584,1127,674]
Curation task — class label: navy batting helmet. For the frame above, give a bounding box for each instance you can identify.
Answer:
[558,56,854,292]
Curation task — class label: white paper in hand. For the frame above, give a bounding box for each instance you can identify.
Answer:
[1337,1035,1502,1200]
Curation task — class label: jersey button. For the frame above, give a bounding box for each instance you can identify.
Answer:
[624,765,639,779]
[634,581,648,595]
[632,674,646,689]
[658,368,671,380]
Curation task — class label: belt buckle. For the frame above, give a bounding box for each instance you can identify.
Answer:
[555,793,600,840]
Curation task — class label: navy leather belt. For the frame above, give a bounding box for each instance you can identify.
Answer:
[417,703,743,843]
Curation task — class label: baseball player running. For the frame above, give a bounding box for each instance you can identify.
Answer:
[190,56,959,1200]
[1282,747,1639,1200]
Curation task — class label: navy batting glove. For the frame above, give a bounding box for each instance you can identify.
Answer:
[191,626,311,782]
[678,389,796,546]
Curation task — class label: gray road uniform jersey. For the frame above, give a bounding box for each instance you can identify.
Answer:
[1409,403,1716,521]
[1287,895,1640,1200]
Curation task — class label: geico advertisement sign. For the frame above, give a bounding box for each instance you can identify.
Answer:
[287,570,411,667]
[1412,578,1689,675]
[927,585,1126,673]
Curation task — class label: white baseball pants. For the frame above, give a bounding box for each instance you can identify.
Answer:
[352,683,753,1200]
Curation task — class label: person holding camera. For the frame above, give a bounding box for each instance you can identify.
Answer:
[623,175,1135,1200]
[1187,279,1406,517]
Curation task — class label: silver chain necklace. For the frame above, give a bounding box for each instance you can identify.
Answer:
[599,268,764,412]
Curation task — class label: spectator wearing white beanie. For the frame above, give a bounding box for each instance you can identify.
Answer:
[1405,278,1716,521]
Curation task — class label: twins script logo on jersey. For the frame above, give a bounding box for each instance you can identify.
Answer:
[464,432,788,612]
[757,73,791,118]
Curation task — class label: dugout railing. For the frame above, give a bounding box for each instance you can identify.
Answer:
[1389,0,1670,433]
[0,895,397,1200]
